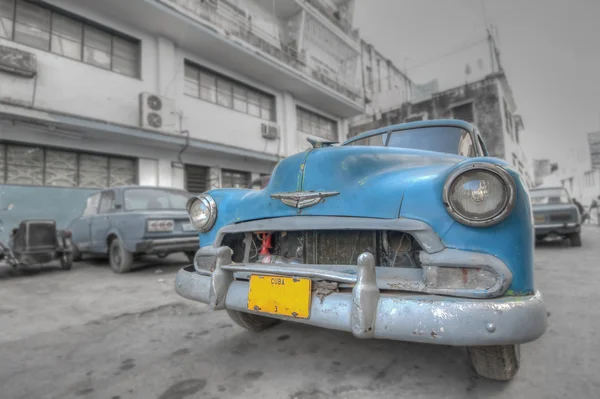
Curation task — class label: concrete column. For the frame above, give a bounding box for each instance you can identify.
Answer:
[138,159,158,186]
[171,163,185,190]
[209,166,221,189]
[281,92,297,156]
[156,36,177,99]
[338,119,349,142]
[157,159,172,187]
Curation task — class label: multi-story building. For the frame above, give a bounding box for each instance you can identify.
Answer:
[0,0,364,194]
[348,71,535,187]
[356,40,412,119]
[554,132,600,207]
[533,159,554,187]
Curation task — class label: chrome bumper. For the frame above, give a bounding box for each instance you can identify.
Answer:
[175,247,548,346]
[135,236,199,254]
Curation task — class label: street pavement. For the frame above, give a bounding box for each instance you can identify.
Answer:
[0,228,599,399]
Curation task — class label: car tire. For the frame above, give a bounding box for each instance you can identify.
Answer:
[60,251,73,270]
[71,244,82,262]
[569,232,582,247]
[226,310,280,332]
[109,239,134,274]
[185,251,195,264]
[467,344,520,381]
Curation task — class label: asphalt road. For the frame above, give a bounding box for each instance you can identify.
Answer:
[1,228,599,399]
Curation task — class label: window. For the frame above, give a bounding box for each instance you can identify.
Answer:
[0,143,136,188]
[503,99,513,138]
[124,188,188,211]
[296,107,338,141]
[221,169,250,188]
[0,0,140,77]
[404,114,425,123]
[185,164,209,194]
[82,193,101,217]
[366,66,373,91]
[347,126,476,157]
[98,190,116,214]
[450,103,474,123]
[185,61,276,121]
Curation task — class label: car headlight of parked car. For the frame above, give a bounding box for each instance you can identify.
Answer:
[443,162,516,227]
[186,194,217,232]
[147,219,174,232]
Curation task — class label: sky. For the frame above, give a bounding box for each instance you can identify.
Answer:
[353,0,600,170]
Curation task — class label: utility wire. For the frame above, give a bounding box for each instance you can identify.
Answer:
[406,37,488,71]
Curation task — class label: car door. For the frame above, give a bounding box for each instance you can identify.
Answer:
[91,190,116,253]
[72,192,101,253]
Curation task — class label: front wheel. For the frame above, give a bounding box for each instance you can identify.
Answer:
[569,232,582,247]
[226,310,280,332]
[185,251,195,264]
[467,344,520,381]
[109,239,133,274]
[60,251,73,270]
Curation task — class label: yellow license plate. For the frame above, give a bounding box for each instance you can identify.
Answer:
[247,275,312,319]
[534,215,545,224]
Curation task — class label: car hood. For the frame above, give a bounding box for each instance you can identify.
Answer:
[231,146,464,222]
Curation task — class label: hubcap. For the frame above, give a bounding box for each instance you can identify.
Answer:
[112,245,122,266]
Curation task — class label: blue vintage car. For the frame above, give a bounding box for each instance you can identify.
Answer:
[175,120,547,381]
[530,186,581,246]
[69,186,199,273]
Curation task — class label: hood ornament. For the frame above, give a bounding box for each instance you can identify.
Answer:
[306,137,338,149]
[270,191,339,209]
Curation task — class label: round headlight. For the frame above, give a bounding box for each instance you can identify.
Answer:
[443,163,516,226]
[186,194,217,232]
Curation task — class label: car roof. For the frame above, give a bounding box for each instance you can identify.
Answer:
[98,185,188,193]
[530,186,565,191]
[342,119,475,146]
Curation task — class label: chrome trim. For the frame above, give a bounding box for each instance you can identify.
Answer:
[186,193,217,232]
[443,162,517,227]
[214,216,445,254]
[174,265,548,346]
[184,246,512,299]
[534,223,578,229]
[270,191,340,209]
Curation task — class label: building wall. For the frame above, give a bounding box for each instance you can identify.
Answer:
[0,0,358,194]
[347,74,534,186]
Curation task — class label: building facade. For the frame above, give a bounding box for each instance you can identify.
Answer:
[553,132,600,208]
[348,72,534,187]
[533,159,554,187]
[0,0,364,193]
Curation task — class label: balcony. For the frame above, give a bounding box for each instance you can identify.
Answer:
[167,0,362,104]
[72,0,363,117]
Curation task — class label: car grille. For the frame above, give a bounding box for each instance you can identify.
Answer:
[27,222,57,248]
[549,214,573,223]
[235,230,420,268]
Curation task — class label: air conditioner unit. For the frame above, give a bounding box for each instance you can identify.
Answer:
[261,122,279,140]
[139,92,176,132]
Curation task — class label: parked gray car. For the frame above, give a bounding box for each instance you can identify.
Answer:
[531,187,581,246]
[69,186,199,273]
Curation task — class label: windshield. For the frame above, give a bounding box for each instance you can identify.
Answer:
[530,188,571,205]
[346,126,475,156]
[124,188,189,211]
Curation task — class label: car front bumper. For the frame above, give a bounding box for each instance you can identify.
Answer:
[534,223,580,236]
[175,248,548,347]
[135,236,199,254]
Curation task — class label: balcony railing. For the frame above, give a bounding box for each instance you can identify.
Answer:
[162,0,363,104]
[303,0,357,38]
